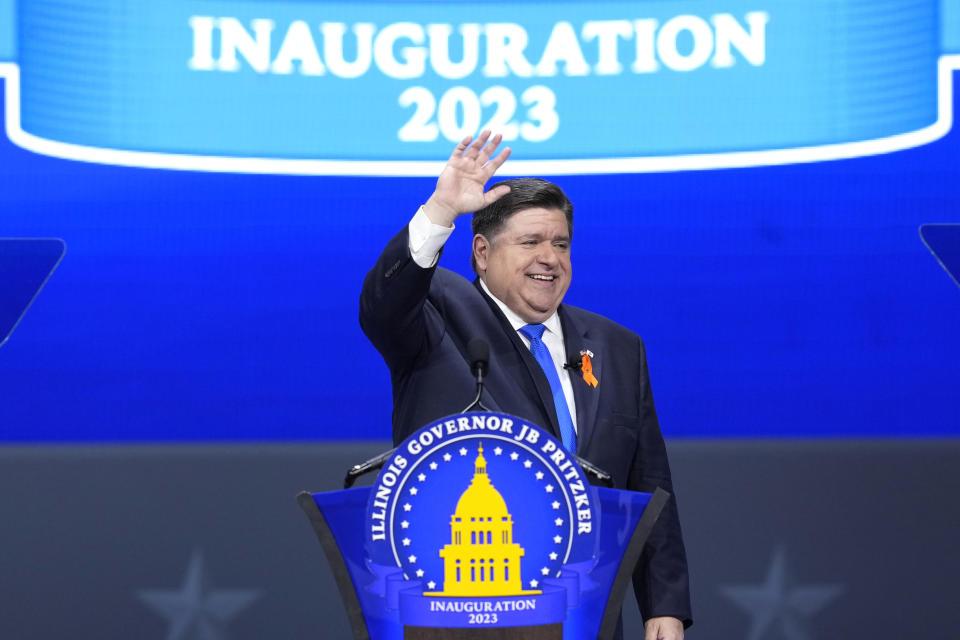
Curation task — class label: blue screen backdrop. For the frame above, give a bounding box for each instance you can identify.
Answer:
[1,1,958,442]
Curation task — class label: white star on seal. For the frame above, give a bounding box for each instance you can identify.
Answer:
[409,487,418,495]
[408,555,417,563]
[545,484,554,493]
[523,460,532,468]
[529,579,539,588]
[555,518,563,526]
[549,552,558,560]
[416,569,424,578]
[443,453,452,462]
[510,452,519,460]
[459,447,468,456]
[418,473,426,482]
[494,447,503,455]
[427,581,436,590]
[541,567,550,575]
[429,462,438,470]
[401,520,409,529]
[403,503,412,512]
[402,538,411,546]
[553,535,562,544]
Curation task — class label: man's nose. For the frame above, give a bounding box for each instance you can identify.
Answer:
[536,245,560,265]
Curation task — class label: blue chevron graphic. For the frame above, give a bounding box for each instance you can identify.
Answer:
[920,224,960,290]
[0,238,65,347]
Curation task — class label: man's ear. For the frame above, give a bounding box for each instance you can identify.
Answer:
[473,234,491,272]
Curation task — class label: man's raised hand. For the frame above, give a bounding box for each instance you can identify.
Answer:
[423,130,512,227]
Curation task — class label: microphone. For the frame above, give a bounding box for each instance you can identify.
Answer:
[469,338,489,381]
[573,455,614,487]
[344,447,397,489]
[462,338,491,412]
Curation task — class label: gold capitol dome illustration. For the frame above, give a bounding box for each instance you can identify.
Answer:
[429,443,541,597]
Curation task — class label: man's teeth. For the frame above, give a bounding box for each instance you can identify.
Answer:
[529,274,555,281]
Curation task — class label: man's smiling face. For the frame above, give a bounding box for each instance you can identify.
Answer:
[474,207,572,324]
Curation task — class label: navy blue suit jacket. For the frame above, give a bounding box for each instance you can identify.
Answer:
[360,226,692,628]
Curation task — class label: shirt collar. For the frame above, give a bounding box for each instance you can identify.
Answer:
[478,278,563,338]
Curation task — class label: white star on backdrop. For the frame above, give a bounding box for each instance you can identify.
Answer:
[720,547,844,640]
[136,550,261,640]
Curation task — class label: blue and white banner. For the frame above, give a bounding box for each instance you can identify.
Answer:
[0,0,959,174]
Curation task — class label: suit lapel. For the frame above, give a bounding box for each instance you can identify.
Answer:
[560,306,602,455]
[473,280,561,439]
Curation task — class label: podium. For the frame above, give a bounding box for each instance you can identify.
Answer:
[298,412,669,640]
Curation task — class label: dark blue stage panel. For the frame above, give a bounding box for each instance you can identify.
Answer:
[0,0,959,441]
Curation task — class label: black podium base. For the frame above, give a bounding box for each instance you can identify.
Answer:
[404,623,562,639]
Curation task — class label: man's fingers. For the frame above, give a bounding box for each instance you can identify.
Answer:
[449,135,473,162]
[644,617,683,640]
[464,129,491,159]
[483,146,512,175]
[482,184,512,208]
[477,133,503,164]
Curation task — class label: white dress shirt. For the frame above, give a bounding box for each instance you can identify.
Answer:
[408,207,578,431]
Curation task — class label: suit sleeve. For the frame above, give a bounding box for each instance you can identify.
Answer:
[359,225,444,377]
[628,337,693,628]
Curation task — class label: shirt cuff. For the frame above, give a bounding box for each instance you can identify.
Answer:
[408,205,455,268]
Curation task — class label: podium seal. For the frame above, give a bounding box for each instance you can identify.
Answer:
[364,412,598,628]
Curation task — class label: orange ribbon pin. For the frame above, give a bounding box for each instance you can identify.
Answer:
[580,350,599,388]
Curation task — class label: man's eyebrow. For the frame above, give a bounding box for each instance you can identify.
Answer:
[515,233,570,242]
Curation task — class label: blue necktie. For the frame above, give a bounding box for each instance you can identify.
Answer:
[518,324,577,452]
